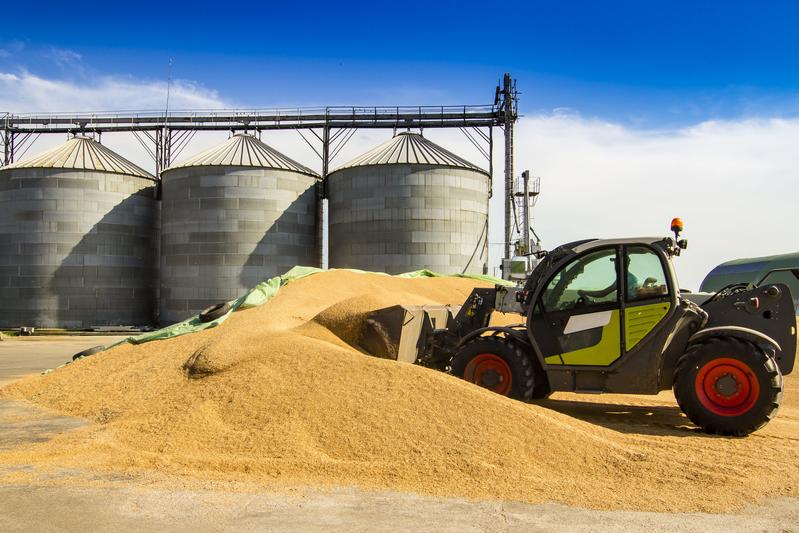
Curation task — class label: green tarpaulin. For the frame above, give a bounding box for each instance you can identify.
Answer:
[107,266,512,350]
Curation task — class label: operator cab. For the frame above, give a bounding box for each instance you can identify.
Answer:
[525,237,678,370]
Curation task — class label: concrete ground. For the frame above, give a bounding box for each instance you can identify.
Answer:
[0,336,797,532]
[0,335,129,387]
[2,484,798,533]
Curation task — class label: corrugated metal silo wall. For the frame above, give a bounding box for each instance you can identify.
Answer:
[0,168,159,328]
[328,164,488,275]
[159,166,318,325]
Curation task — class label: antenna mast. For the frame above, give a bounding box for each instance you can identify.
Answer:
[165,58,173,119]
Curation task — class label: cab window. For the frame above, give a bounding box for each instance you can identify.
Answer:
[625,246,669,302]
[542,249,618,312]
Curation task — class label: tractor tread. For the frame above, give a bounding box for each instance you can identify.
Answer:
[674,336,783,436]
[452,336,535,402]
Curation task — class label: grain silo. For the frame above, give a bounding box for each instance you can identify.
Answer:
[0,135,159,329]
[159,133,319,325]
[327,132,489,275]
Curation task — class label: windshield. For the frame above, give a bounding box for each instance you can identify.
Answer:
[542,249,618,312]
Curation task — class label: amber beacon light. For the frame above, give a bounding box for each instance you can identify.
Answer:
[670,217,688,252]
[670,217,684,237]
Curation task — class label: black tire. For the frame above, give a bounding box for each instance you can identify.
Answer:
[673,337,783,436]
[72,345,105,361]
[199,302,231,323]
[451,337,535,402]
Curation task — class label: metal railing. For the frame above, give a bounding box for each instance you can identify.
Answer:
[1,105,502,132]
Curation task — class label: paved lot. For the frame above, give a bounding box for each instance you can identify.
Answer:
[0,336,797,532]
[0,483,796,533]
[0,336,129,387]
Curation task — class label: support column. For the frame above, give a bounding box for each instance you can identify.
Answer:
[155,128,163,179]
[486,126,494,275]
[522,170,530,255]
[319,123,330,269]
[503,73,517,260]
[163,128,172,171]
[154,127,173,180]
[3,130,15,166]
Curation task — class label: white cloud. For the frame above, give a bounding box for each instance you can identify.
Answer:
[0,70,227,113]
[1,70,796,289]
[0,40,25,58]
[44,47,83,69]
[0,70,236,200]
[504,114,798,289]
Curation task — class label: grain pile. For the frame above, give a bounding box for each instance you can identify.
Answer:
[1,271,798,512]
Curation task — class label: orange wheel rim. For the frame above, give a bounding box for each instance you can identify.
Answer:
[695,357,760,416]
[464,353,512,396]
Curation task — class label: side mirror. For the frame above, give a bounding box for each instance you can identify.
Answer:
[678,239,688,250]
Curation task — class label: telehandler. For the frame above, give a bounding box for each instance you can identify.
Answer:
[360,220,796,435]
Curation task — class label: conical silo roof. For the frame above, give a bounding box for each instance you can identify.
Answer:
[166,133,319,178]
[2,135,154,179]
[332,132,488,175]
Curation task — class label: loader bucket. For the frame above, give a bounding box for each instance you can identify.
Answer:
[359,304,460,363]
[360,306,404,360]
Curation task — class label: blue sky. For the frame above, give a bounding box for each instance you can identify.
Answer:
[3,1,799,126]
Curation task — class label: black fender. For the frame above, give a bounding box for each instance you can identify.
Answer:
[457,325,530,348]
[698,283,796,374]
[689,326,781,356]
